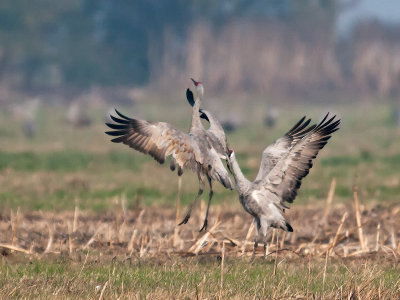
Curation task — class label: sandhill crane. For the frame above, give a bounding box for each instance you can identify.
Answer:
[182,86,233,229]
[67,101,91,127]
[221,120,238,133]
[105,81,233,231]
[225,114,340,261]
[177,79,233,231]
[12,98,41,138]
[264,107,279,129]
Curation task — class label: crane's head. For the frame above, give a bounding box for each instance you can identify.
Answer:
[226,149,234,173]
[191,78,204,98]
[191,78,201,86]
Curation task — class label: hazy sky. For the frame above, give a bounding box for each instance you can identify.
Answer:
[338,0,400,35]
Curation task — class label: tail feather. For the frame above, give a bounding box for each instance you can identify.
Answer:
[277,220,293,232]
[178,166,183,176]
[170,158,176,171]
[285,222,293,232]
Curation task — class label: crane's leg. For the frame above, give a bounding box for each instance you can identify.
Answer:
[263,234,268,260]
[260,217,270,260]
[199,175,213,232]
[250,218,260,263]
[178,173,204,226]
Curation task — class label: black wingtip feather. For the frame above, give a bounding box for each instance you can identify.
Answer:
[286,116,306,135]
[319,112,329,124]
[111,136,126,143]
[105,130,127,136]
[178,166,183,176]
[110,114,129,124]
[105,123,128,130]
[296,121,315,137]
[286,116,319,140]
[115,109,132,120]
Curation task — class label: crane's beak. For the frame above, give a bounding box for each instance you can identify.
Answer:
[190,78,197,85]
[226,160,232,174]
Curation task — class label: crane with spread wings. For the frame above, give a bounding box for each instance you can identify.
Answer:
[225,114,340,261]
[105,80,233,231]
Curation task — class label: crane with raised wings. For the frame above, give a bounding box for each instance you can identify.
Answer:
[105,80,233,231]
[225,114,340,261]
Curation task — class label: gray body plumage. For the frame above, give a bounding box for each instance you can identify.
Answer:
[226,114,340,261]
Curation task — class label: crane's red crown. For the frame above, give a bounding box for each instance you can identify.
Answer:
[190,78,201,86]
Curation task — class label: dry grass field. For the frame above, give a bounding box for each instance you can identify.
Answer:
[0,202,399,298]
[0,98,399,298]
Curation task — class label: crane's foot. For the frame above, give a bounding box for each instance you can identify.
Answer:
[199,219,208,232]
[263,243,267,260]
[250,241,258,263]
[178,215,190,226]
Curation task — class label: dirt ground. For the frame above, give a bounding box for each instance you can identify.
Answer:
[1,201,399,262]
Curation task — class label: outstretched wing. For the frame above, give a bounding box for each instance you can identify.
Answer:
[105,109,201,175]
[254,116,316,183]
[263,113,340,205]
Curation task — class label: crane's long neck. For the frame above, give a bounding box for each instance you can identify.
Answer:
[229,156,250,194]
[190,96,203,133]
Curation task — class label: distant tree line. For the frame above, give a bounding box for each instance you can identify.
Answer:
[1,0,399,97]
[0,1,333,88]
